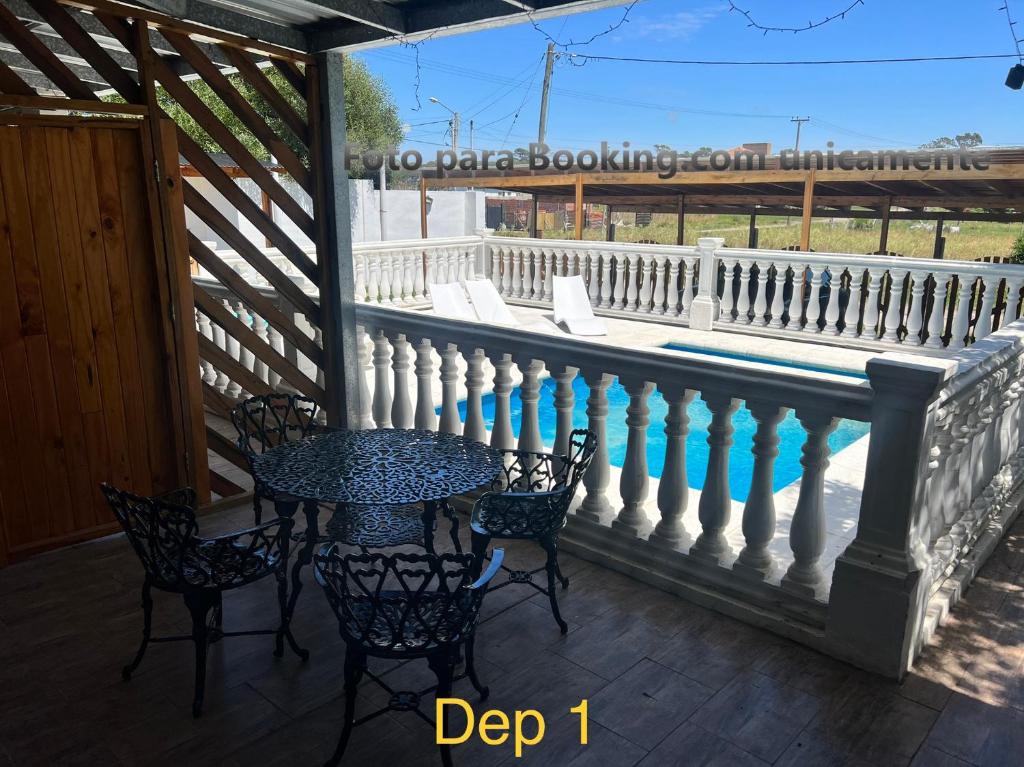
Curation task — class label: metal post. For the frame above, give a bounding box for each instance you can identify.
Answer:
[315,51,359,428]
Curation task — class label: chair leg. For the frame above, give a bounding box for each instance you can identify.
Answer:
[470,530,491,579]
[551,538,570,590]
[122,578,153,681]
[541,537,569,634]
[464,634,488,701]
[428,651,457,767]
[325,648,365,767]
[441,500,463,553]
[184,592,215,718]
[253,495,263,526]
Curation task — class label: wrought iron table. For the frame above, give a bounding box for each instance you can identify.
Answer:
[251,428,502,658]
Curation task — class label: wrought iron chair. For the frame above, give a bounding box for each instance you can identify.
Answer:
[101,484,293,717]
[469,429,597,633]
[315,545,504,767]
[231,394,450,551]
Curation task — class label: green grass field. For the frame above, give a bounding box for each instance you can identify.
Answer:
[505,213,1022,261]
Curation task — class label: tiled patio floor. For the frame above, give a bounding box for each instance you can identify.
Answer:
[1,502,1022,767]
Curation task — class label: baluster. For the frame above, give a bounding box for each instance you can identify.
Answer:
[680,257,696,319]
[1005,277,1024,323]
[354,254,366,302]
[588,252,601,306]
[371,330,393,427]
[463,348,486,442]
[551,365,578,457]
[638,256,654,313]
[413,338,437,431]
[366,259,381,303]
[843,268,860,335]
[973,276,998,341]
[663,257,679,316]
[412,250,425,302]
[948,276,972,349]
[650,387,696,549]
[651,256,667,315]
[222,300,242,399]
[768,263,788,328]
[719,257,737,323]
[612,379,654,536]
[881,268,908,342]
[501,247,513,296]
[266,323,283,389]
[823,267,842,334]
[512,248,525,298]
[389,333,413,429]
[379,259,393,304]
[625,255,640,311]
[690,394,740,562]
[252,313,270,383]
[438,344,461,435]
[733,403,787,580]
[489,353,515,449]
[531,249,544,299]
[490,246,501,289]
[613,255,627,309]
[861,267,882,338]
[735,259,752,324]
[516,358,544,453]
[924,274,948,347]
[600,252,614,308]
[803,265,822,332]
[578,371,614,522]
[234,301,255,391]
[196,311,217,386]
[544,249,556,300]
[781,409,839,599]
[904,270,929,345]
[751,261,769,326]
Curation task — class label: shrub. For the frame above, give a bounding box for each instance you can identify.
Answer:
[1011,230,1024,265]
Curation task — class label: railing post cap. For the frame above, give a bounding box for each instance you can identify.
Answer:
[474,227,494,237]
[866,353,958,399]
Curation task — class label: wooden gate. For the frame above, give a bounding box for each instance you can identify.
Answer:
[0,117,205,564]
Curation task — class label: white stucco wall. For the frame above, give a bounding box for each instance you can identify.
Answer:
[184,176,485,250]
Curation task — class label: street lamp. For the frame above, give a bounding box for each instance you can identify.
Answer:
[429,96,460,151]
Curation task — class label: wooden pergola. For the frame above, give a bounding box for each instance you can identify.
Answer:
[425,150,1024,256]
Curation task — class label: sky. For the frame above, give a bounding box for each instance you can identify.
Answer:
[356,0,1024,157]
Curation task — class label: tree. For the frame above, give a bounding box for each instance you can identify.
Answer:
[921,132,983,150]
[1011,230,1024,265]
[123,57,402,178]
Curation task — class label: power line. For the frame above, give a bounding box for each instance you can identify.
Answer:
[566,52,1021,66]
[727,0,865,35]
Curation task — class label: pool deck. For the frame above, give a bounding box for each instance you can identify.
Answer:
[357,304,879,586]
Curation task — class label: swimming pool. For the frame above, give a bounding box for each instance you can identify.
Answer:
[446,376,870,502]
[660,343,869,380]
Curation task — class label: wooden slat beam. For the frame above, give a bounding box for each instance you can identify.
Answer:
[0,57,34,94]
[197,333,274,398]
[800,170,815,252]
[0,2,96,98]
[0,92,147,113]
[205,425,250,471]
[208,467,245,498]
[219,45,308,146]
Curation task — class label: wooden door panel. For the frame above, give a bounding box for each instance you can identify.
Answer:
[0,120,198,562]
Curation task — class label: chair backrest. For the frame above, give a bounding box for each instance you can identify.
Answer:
[465,279,519,325]
[429,282,476,321]
[101,484,198,589]
[562,428,598,495]
[315,547,496,656]
[552,275,596,323]
[231,394,323,458]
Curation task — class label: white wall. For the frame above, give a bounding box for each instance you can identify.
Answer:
[184,176,485,251]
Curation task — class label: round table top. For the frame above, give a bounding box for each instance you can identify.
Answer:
[251,428,503,505]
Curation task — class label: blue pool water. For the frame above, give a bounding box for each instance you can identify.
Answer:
[446,377,870,502]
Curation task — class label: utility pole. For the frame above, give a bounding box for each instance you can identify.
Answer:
[537,43,556,144]
[451,112,460,151]
[469,119,474,151]
[791,116,810,153]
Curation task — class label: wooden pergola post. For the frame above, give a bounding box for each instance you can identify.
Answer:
[419,176,428,238]
[574,173,584,240]
[933,216,945,259]
[878,197,892,253]
[530,194,539,238]
[315,51,359,428]
[799,170,816,251]
[676,194,685,245]
[606,205,615,241]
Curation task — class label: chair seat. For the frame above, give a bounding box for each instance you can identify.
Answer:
[470,501,565,539]
[323,504,425,548]
[169,541,279,589]
[345,593,473,654]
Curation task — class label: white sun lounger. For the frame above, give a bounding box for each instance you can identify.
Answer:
[429,282,476,321]
[552,275,607,336]
[465,279,520,325]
